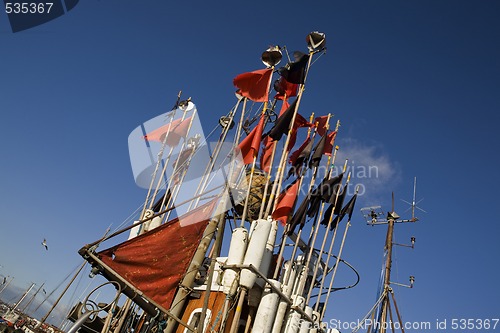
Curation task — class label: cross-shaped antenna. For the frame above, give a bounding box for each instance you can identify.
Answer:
[401,177,426,221]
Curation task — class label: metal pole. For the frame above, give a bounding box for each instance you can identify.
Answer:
[40,261,86,324]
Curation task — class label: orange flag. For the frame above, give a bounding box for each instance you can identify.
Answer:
[323,131,337,156]
[144,116,192,146]
[238,115,265,164]
[314,116,329,136]
[233,68,273,102]
[272,180,300,226]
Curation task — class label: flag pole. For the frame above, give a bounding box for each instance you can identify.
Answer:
[40,260,87,325]
[298,120,340,288]
[304,120,341,249]
[239,105,268,227]
[148,105,193,213]
[271,112,316,280]
[309,173,352,306]
[319,186,359,320]
[191,97,246,211]
[263,51,315,220]
[257,99,284,220]
[140,92,182,219]
[159,111,198,222]
[297,158,347,297]
[287,113,332,268]
[257,138,278,219]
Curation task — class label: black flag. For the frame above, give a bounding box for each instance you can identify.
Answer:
[320,184,347,229]
[287,196,310,236]
[309,133,327,169]
[307,173,344,218]
[279,52,310,84]
[330,193,358,229]
[268,98,298,141]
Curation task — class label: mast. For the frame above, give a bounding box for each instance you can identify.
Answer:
[13,283,35,311]
[20,282,45,313]
[357,187,420,333]
[379,199,396,333]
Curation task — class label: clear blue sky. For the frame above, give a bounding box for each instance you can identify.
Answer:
[1,0,499,330]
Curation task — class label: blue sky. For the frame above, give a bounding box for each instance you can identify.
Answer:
[1,0,499,330]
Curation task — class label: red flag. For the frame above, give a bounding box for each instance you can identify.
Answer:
[274,77,298,101]
[260,136,274,173]
[287,113,314,151]
[238,115,266,164]
[323,131,337,156]
[144,116,192,146]
[233,68,273,102]
[314,116,329,136]
[272,180,300,226]
[96,199,218,312]
[278,99,290,116]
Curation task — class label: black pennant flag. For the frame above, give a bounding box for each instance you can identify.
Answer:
[268,98,298,141]
[307,173,344,218]
[279,52,310,84]
[309,133,327,169]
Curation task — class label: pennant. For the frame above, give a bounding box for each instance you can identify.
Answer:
[288,137,313,178]
[260,136,274,173]
[278,99,290,117]
[238,115,266,164]
[314,116,329,136]
[329,193,358,229]
[144,116,192,146]
[286,113,314,152]
[323,131,337,156]
[272,180,300,226]
[278,52,310,85]
[268,98,297,141]
[274,77,298,100]
[320,184,347,228]
[309,133,327,168]
[307,173,344,218]
[233,68,273,102]
[286,196,310,236]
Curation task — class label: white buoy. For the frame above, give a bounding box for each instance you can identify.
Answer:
[148,215,163,230]
[252,279,281,333]
[255,220,278,288]
[222,227,248,295]
[284,295,305,333]
[240,218,272,289]
[299,306,314,333]
[271,260,297,333]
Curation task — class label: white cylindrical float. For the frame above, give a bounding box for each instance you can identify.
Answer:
[240,218,272,289]
[299,306,314,333]
[271,260,297,333]
[255,220,278,288]
[222,227,248,295]
[284,295,305,333]
[252,279,281,333]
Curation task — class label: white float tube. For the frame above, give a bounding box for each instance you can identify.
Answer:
[252,279,282,333]
[271,260,297,333]
[299,306,314,333]
[283,295,306,333]
[240,218,272,289]
[222,227,248,295]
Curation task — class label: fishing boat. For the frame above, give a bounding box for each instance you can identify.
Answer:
[60,32,418,333]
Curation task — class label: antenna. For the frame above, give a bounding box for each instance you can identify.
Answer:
[400,177,426,222]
